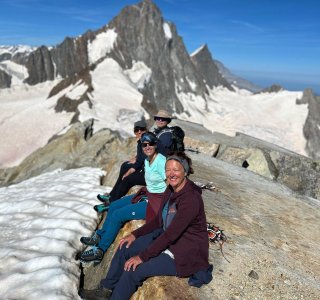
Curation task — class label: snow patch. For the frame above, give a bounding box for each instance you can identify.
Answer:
[124,61,152,89]
[65,81,88,100]
[78,58,147,136]
[186,76,197,91]
[88,29,117,64]
[0,167,110,300]
[190,44,206,57]
[203,87,307,155]
[0,80,74,168]
[163,22,172,39]
[174,79,207,121]
[0,60,29,85]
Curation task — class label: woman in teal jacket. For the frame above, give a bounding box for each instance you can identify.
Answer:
[79,132,166,264]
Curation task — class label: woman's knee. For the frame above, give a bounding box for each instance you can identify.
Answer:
[122,268,145,285]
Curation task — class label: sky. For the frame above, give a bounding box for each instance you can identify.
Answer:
[0,0,319,93]
[0,167,109,299]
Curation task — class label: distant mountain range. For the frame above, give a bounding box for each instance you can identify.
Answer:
[0,0,319,164]
[213,59,262,93]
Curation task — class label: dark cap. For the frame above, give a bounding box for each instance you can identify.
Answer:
[134,120,147,129]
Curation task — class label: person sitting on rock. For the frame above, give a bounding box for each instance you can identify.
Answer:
[152,110,174,156]
[79,151,213,299]
[79,132,167,264]
[96,120,148,205]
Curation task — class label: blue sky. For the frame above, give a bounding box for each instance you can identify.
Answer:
[0,0,319,93]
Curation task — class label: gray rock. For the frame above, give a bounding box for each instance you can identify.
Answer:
[191,44,233,91]
[257,84,284,94]
[106,0,208,114]
[25,46,55,85]
[248,270,259,280]
[214,132,320,200]
[0,69,11,88]
[300,89,320,159]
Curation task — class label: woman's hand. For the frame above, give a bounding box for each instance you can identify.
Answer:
[124,255,143,271]
[118,234,136,250]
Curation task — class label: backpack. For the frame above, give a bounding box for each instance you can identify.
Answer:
[169,126,185,151]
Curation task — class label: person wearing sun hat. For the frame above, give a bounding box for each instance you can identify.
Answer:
[152,109,174,156]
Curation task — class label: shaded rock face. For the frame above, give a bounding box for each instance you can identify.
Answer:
[106,0,211,114]
[25,46,55,85]
[299,89,320,159]
[0,69,11,88]
[191,45,233,91]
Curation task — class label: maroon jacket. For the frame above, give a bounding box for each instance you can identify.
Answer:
[132,179,209,277]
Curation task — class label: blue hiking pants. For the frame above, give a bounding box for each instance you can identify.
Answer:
[96,194,147,252]
[100,229,177,300]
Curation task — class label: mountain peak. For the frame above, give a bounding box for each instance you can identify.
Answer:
[190,44,233,90]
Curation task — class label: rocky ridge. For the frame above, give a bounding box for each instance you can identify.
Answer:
[0,119,319,299]
[299,89,320,159]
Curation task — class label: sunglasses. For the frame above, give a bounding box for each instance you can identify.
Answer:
[154,116,170,122]
[134,127,146,133]
[142,142,156,148]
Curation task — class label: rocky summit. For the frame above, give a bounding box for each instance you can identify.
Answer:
[1,119,319,299]
[0,1,320,297]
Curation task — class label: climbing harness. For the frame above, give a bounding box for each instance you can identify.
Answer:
[207,222,230,263]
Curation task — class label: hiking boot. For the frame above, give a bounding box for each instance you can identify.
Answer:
[94,203,109,213]
[79,286,112,300]
[97,194,111,203]
[80,246,104,264]
[80,232,101,246]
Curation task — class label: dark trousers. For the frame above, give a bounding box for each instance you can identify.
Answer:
[109,162,146,202]
[100,229,177,300]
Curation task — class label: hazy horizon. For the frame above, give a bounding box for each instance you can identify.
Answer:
[233,69,320,95]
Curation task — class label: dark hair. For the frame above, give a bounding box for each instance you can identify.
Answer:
[166,151,194,176]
